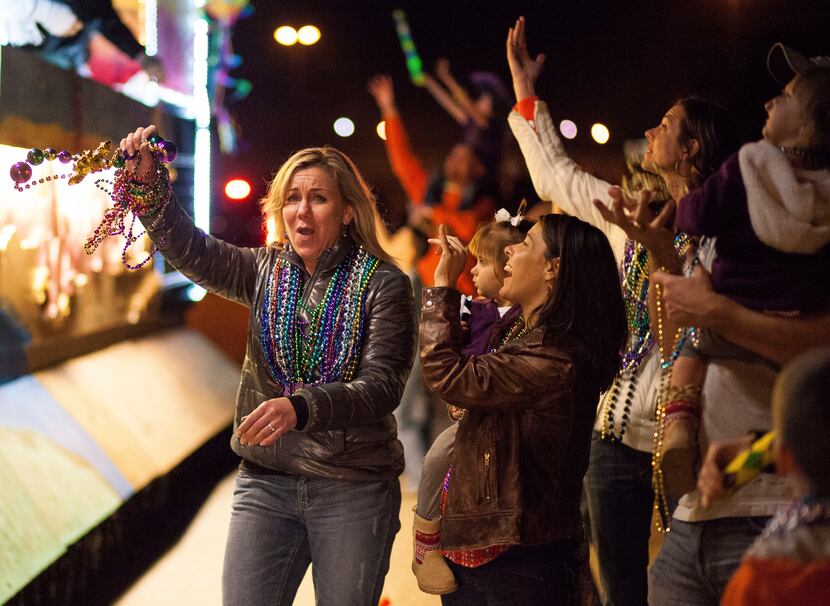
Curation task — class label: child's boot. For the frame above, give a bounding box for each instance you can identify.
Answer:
[412,509,457,594]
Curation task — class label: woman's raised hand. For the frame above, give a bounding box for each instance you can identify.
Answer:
[429,224,468,289]
[593,187,682,272]
[506,16,545,101]
[435,57,452,83]
[368,75,397,114]
[120,125,160,184]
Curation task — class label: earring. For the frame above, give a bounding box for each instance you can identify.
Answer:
[546,284,552,296]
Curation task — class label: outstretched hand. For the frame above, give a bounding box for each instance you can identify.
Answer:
[119,125,160,184]
[428,224,468,289]
[594,187,682,271]
[368,74,396,114]
[435,57,452,82]
[506,16,545,101]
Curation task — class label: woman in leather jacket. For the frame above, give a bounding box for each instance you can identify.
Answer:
[419,215,627,604]
[120,126,416,606]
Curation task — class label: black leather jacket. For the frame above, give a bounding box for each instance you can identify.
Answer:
[144,200,415,481]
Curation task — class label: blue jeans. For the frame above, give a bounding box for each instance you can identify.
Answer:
[583,433,653,606]
[441,540,578,606]
[648,517,768,606]
[222,466,401,606]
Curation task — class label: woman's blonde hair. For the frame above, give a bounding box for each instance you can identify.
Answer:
[260,146,394,265]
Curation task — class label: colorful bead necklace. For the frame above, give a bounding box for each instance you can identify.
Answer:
[490,316,534,352]
[755,496,830,546]
[599,232,693,441]
[259,245,380,396]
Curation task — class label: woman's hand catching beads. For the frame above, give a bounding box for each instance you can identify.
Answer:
[235,397,298,447]
[429,224,468,289]
[120,125,160,184]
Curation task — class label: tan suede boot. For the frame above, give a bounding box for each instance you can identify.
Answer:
[412,509,457,594]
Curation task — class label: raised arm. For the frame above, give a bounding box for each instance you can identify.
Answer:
[422,72,468,126]
[368,74,428,203]
[505,17,626,260]
[420,287,573,410]
[433,58,488,128]
[122,125,260,306]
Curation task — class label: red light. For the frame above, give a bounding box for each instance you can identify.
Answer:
[225,179,252,201]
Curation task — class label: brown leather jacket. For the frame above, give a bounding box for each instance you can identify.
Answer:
[145,200,415,481]
[420,287,598,550]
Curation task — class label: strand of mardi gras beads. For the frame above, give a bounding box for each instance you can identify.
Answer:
[600,232,693,441]
[9,136,179,270]
[260,246,380,396]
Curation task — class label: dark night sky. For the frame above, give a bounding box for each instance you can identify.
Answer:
[212,0,829,245]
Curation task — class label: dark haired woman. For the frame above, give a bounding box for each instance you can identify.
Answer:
[419,214,627,604]
[506,16,742,605]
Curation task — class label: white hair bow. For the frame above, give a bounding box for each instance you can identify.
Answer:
[494,207,524,227]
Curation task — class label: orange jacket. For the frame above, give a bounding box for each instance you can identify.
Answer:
[722,557,830,606]
[384,113,494,295]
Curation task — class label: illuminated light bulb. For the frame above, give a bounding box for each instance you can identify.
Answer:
[376,120,387,141]
[559,120,578,140]
[74,273,89,287]
[274,26,298,46]
[225,178,252,200]
[591,123,610,145]
[333,117,355,137]
[297,25,321,45]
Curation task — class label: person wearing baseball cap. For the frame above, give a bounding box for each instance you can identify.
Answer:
[648,41,830,606]
[767,42,830,85]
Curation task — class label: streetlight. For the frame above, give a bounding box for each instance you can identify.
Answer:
[274,26,298,46]
[591,123,610,144]
[297,25,321,45]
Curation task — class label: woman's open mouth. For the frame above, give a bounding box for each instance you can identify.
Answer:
[296,226,315,237]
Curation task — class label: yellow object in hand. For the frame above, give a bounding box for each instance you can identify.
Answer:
[723,431,777,489]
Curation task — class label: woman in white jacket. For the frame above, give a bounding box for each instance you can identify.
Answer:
[505,16,741,606]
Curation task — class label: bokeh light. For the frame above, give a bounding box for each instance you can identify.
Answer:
[376,120,387,140]
[225,178,252,200]
[591,123,610,144]
[559,120,578,140]
[333,117,355,137]
[297,25,321,45]
[274,26,298,46]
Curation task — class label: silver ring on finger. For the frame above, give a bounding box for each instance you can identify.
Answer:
[268,423,276,433]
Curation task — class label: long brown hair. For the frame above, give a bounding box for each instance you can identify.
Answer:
[534,214,627,392]
[260,147,394,265]
[675,96,742,185]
